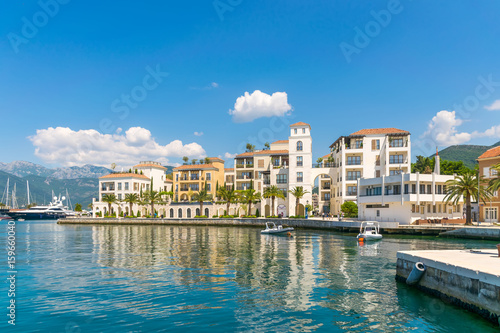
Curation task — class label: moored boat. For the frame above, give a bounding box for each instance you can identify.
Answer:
[261,221,294,234]
[357,222,383,241]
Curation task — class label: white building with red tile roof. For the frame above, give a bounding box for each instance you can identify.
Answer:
[328,128,411,213]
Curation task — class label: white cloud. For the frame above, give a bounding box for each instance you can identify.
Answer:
[421,110,472,146]
[472,125,500,138]
[194,131,204,136]
[224,152,237,159]
[229,90,292,123]
[211,82,219,88]
[484,99,500,111]
[29,126,206,167]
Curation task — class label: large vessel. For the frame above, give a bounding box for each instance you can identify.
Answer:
[5,196,74,220]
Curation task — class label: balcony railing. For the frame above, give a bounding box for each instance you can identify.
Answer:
[246,164,254,168]
[346,176,360,181]
[346,161,362,165]
[322,186,331,190]
[313,163,338,168]
[263,180,270,185]
[347,191,357,196]
[190,176,200,181]
[236,164,244,168]
[236,175,253,180]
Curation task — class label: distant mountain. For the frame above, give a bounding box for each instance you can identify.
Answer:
[0,161,111,179]
[430,141,500,169]
[0,171,98,208]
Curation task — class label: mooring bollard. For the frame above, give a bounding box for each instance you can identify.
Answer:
[406,262,426,285]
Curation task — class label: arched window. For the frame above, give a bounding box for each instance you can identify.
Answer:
[178,208,182,218]
[205,208,209,217]
[187,208,191,218]
[170,208,174,218]
[297,141,303,151]
[196,208,200,216]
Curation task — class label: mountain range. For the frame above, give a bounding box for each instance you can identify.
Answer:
[431,141,500,169]
[0,161,174,208]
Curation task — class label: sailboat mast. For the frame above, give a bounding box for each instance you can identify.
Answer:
[27,180,30,206]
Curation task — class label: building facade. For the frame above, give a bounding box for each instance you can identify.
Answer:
[328,128,411,214]
[477,146,500,222]
[172,157,225,202]
[357,172,463,224]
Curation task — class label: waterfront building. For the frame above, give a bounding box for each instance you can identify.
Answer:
[477,146,500,222]
[172,158,225,202]
[357,172,463,224]
[233,122,334,217]
[328,128,411,214]
[93,161,172,217]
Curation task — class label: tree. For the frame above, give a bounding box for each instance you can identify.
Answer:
[264,142,270,150]
[289,186,309,216]
[101,194,117,216]
[191,159,198,165]
[412,156,433,174]
[182,156,189,164]
[245,143,255,152]
[444,172,491,225]
[142,179,168,217]
[87,203,93,210]
[123,193,139,216]
[0,202,5,207]
[192,184,212,216]
[217,187,238,216]
[204,157,211,164]
[263,185,285,216]
[316,157,323,166]
[237,189,261,216]
[341,201,358,217]
[74,203,82,212]
[111,163,117,171]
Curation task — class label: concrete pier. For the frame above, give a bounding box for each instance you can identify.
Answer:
[396,249,500,326]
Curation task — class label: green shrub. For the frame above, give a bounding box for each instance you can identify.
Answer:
[212,215,219,218]
[195,215,208,218]
[241,215,257,218]
[341,201,358,217]
[137,211,141,217]
[289,215,305,219]
[119,211,123,217]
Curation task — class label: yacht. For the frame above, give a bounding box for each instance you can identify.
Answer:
[5,196,74,220]
[357,222,383,241]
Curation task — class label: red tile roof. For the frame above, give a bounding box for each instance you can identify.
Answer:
[290,122,310,127]
[173,164,218,171]
[272,140,289,144]
[322,153,331,159]
[236,149,289,157]
[164,179,173,183]
[478,146,500,159]
[350,128,409,136]
[99,173,149,180]
[133,163,167,170]
[208,157,225,163]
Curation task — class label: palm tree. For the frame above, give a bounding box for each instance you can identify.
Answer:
[444,172,491,225]
[217,186,238,215]
[316,157,323,167]
[191,159,198,165]
[204,157,211,164]
[488,163,500,192]
[237,189,261,216]
[289,186,309,216]
[182,156,189,164]
[123,193,139,216]
[192,185,212,216]
[264,142,270,150]
[101,194,117,216]
[263,185,285,216]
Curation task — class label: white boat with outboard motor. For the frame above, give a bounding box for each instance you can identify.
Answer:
[357,221,383,241]
[261,221,294,234]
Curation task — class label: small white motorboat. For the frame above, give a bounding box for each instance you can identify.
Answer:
[357,222,382,241]
[261,222,294,234]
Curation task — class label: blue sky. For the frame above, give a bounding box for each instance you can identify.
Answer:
[2,0,500,168]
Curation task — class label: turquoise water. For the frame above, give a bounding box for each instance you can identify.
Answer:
[1,221,499,332]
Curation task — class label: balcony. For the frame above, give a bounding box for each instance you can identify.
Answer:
[263,179,270,185]
[322,186,331,190]
[346,191,357,196]
[190,176,200,181]
[346,161,362,166]
[246,164,254,168]
[346,177,360,181]
[236,175,253,180]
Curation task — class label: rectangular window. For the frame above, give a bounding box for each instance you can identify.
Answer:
[437,185,442,194]
[376,170,380,178]
[207,183,211,191]
[297,172,303,182]
[419,184,425,194]
[276,174,287,184]
[411,204,416,213]
[404,184,408,194]
[294,128,297,134]
[134,183,139,191]
[393,185,401,195]
[206,173,211,181]
[258,159,264,168]
[355,140,362,149]
[118,183,122,190]
[390,138,404,147]
[302,128,305,134]
[427,204,431,213]
[347,186,357,196]
[376,210,380,217]
[433,205,436,213]
[176,174,179,181]
[389,155,404,164]
[347,171,361,180]
[412,184,416,194]
[297,156,303,167]
[125,182,129,191]
[390,170,402,176]
[118,194,122,200]
[347,156,361,165]
[427,184,432,194]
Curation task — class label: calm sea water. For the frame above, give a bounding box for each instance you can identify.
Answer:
[1,220,499,332]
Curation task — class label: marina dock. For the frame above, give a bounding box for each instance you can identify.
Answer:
[396,249,500,326]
